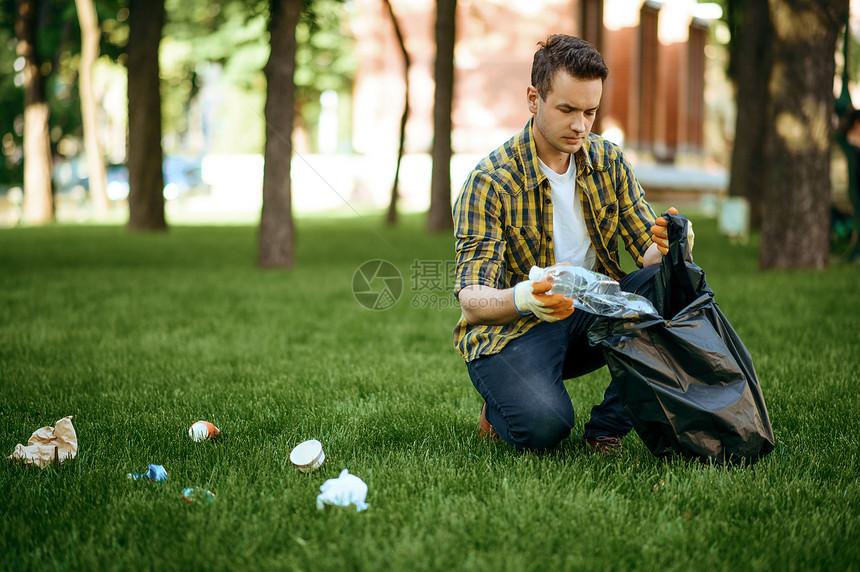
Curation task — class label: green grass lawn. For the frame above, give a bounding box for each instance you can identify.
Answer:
[1,215,858,571]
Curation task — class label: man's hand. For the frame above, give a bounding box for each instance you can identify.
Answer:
[513,280,574,322]
[649,207,695,256]
[649,207,678,255]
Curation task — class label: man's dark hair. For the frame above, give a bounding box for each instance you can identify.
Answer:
[531,35,609,99]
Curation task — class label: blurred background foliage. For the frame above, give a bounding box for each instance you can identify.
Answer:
[0,0,356,185]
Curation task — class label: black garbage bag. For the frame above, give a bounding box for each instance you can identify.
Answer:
[588,214,775,464]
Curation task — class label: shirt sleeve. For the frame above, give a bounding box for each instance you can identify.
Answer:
[453,170,507,296]
[614,150,657,267]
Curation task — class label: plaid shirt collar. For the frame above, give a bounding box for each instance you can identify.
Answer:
[516,118,598,188]
[509,119,544,197]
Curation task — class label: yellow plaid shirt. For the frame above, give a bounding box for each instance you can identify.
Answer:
[452,119,657,361]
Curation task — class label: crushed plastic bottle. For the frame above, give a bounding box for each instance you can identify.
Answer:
[127,464,168,482]
[529,264,659,319]
[182,487,216,505]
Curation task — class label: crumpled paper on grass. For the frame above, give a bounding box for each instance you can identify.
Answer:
[316,469,368,511]
[8,416,78,469]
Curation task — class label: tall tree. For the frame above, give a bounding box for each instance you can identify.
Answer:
[383,0,409,226]
[759,0,847,269]
[126,0,166,230]
[427,0,456,232]
[74,0,110,217]
[725,0,769,230]
[258,0,301,268]
[15,0,53,225]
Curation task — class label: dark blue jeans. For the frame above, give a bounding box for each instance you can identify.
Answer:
[466,264,660,451]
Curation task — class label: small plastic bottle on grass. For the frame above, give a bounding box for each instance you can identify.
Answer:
[182,487,215,505]
[127,464,168,482]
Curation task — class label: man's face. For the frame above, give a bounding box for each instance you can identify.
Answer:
[528,71,603,161]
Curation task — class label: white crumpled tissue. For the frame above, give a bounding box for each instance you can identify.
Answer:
[8,416,78,469]
[316,469,369,512]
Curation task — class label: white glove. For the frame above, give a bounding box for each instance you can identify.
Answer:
[685,221,695,260]
[513,280,574,322]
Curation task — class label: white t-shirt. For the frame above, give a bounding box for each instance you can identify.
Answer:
[538,156,596,270]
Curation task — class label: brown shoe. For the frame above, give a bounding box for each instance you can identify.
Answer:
[582,434,622,456]
[479,402,499,440]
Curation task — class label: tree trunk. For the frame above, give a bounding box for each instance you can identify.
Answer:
[427,0,456,232]
[727,0,770,230]
[258,0,301,268]
[16,0,53,225]
[384,0,409,226]
[759,0,847,269]
[126,0,166,230]
[75,0,110,218]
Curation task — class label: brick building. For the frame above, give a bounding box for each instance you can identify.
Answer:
[349,0,716,164]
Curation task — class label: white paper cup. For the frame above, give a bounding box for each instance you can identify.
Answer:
[289,439,325,472]
[188,421,220,442]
